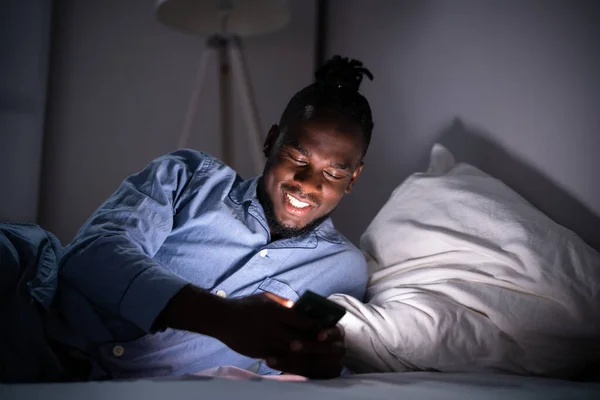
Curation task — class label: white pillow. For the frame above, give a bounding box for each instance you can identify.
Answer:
[330,144,600,378]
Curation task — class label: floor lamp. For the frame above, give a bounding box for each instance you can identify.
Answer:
[155,0,290,175]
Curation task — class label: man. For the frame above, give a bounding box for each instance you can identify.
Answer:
[2,56,375,381]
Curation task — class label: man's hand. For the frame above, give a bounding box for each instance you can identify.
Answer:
[214,293,345,379]
[266,325,346,379]
[155,285,345,379]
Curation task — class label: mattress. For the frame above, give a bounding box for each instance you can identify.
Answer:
[2,371,599,400]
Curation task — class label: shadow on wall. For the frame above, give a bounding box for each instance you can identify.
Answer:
[433,118,600,252]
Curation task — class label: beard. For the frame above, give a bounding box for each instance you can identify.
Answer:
[257,178,331,241]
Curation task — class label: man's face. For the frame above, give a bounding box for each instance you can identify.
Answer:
[259,118,365,239]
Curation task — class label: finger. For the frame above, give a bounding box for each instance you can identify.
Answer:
[264,332,339,367]
[290,340,303,352]
[263,292,294,308]
[317,326,344,342]
[266,355,310,377]
[291,340,346,357]
[264,327,300,356]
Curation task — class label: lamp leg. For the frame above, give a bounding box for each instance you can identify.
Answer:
[218,37,234,166]
[229,37,265,176]
[176,42,212,150]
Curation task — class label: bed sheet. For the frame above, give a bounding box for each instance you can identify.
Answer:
[2,371,599,400]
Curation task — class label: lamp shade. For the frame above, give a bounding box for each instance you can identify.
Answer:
[156,0,290,37]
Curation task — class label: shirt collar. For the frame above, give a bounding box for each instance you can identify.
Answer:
[228,176,344,244]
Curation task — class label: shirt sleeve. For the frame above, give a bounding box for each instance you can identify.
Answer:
[59,150,209,333]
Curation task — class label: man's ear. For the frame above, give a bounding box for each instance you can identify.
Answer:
[345,161,364,194]
[263,124,280,158]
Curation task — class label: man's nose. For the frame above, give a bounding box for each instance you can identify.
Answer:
[293,167,322,192]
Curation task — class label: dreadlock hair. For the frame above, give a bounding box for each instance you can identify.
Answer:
[279,55,374,156]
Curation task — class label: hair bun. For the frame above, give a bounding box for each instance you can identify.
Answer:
[315,55,374,92]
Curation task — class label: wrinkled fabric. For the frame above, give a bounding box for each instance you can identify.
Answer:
[0,223,65,382]
[330,144,600,379]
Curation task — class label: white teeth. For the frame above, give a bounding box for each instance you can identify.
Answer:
[286,193,310,208]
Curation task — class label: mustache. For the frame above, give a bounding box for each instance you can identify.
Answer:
[281,184,321,206]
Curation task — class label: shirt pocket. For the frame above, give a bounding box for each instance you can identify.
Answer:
[253,277,300,303]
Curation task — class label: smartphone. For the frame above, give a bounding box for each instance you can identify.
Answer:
[292,290,346,328]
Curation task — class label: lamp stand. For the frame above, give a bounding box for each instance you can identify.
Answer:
[176,34,264,175]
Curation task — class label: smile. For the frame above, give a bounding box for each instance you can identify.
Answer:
[286,193,310,208]
[282,191,314,217]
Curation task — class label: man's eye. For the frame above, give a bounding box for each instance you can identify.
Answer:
[287,154,307,164]
[325,171,345,180]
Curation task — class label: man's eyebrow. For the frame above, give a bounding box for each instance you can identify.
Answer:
[284,143,311,157]
[284,142,351,171]
[329,161,351,171]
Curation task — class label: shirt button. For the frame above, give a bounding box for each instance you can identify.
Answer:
[216,289,227,298]
[112,345,125,357]
[259,249,268,258]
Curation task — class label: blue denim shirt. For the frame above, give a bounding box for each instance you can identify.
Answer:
[49,150,367,379]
